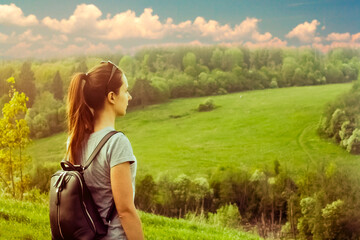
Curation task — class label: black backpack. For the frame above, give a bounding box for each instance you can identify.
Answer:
[49,131,118,240]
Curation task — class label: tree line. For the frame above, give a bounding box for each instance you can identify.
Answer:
[318,77,360,154]
[135,160,360,239]
[27,156,360,239]
[0,47,359,138]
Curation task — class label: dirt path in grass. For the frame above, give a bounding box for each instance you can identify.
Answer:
[297,124,316,164]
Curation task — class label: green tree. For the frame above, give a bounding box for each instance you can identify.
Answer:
[25,91,65,138]
[17,62,36,107]
[119,55,137,76]
[222,47,244,71]
[0,77,31,199]
[182,52,197,70]
[210,48,224,70]
[250,49,269,70]
[135,174,157,211]
[76,60,88,73]
[325,63,344,83]
[0,65,14,96]
[51,71,64,101]
[281,57,297,86]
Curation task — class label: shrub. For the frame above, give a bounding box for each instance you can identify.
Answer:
[339,121,353,148]
[346,128,360,154]
[198,98,216,112]
[270,78,278,88]
[30,163,60,192]
[328,108,347,140]
[319,78,360,154]
[135,174,157,212]
[322,199,345,239]
[208,204,241,228]
[25,91,65,138]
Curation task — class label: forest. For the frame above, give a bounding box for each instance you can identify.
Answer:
[0,46,359,139]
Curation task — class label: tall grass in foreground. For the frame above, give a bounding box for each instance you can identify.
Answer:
[0,196,262,240]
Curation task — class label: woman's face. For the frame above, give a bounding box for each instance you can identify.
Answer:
[115,74,132,116]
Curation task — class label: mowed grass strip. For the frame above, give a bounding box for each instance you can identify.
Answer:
[28,83,360,177]
[0,197,261,240]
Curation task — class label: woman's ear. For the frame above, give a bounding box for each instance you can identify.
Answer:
[106,91,116,105]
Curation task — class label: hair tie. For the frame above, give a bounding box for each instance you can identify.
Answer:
[83,73,88,82]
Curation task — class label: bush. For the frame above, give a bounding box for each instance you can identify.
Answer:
[25,91,65,138]
[208,204,241,228]
[318,78,360,154]
[135,174,157,212]
[322,199,345,239]
[30,163,60,192]
[198,98,216,112]
[270,78,278,88]
[347,128,360,154]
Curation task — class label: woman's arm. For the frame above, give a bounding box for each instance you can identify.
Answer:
[111,162,144,240]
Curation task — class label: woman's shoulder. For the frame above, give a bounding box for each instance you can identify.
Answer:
[108,131,130,144]
[106,131,136,167]
[105,130,133,152]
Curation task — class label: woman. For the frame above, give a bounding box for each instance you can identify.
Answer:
[66,61,144,240]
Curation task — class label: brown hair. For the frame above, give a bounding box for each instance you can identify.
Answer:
[66,62,123,164]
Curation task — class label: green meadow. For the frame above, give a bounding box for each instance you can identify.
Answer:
[4,82,359,239]
[0,196,261,240]
[28,82,360,179]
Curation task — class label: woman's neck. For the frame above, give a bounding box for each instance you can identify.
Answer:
[93,107,116,132]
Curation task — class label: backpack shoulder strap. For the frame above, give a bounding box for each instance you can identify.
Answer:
[83,130,124,224]
[83,130,118,170]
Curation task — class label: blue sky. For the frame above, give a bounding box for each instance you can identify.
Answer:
[0,0,359,58]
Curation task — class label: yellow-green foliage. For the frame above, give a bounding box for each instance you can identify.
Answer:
[0,77,31,198]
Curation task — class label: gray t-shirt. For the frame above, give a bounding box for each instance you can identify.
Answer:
[71,126,137,240]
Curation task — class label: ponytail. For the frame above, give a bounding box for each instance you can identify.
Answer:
[66,72,94,164]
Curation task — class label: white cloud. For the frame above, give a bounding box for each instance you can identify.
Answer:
[0,32,8,42]
[15,42,112,59]
[49,34,69,45]
[2,3,360,59]
[74,37,87,43]
[114,44,123,51]
[244,37,288,48]
[0,3,38,26]
[85,42,111,55]
[252,31,272,42]
[286,19,320,43]
[189,17,272,42]
[313,41,360,53]
[41,5,272,43]
[326,32,350,42]
[192,17,232,39]
[352,33,360,42]
[125,40,209,55]
[18,30,42,42]
[42,5,169,39]
[5,42,33,58]
[97,8,169,40]
[42,4,102,34]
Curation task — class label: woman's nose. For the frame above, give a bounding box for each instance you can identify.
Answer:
[128,93,132,100]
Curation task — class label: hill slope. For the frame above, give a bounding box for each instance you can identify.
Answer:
[0,196,261,240]
[28,83,360,177]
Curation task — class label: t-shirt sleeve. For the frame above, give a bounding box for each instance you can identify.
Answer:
[107,133,136,168]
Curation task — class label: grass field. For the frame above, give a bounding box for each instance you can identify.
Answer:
[28,83,360,178]
[0,196,261,240]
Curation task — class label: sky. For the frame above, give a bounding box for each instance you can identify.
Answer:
[0,0,359,59]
